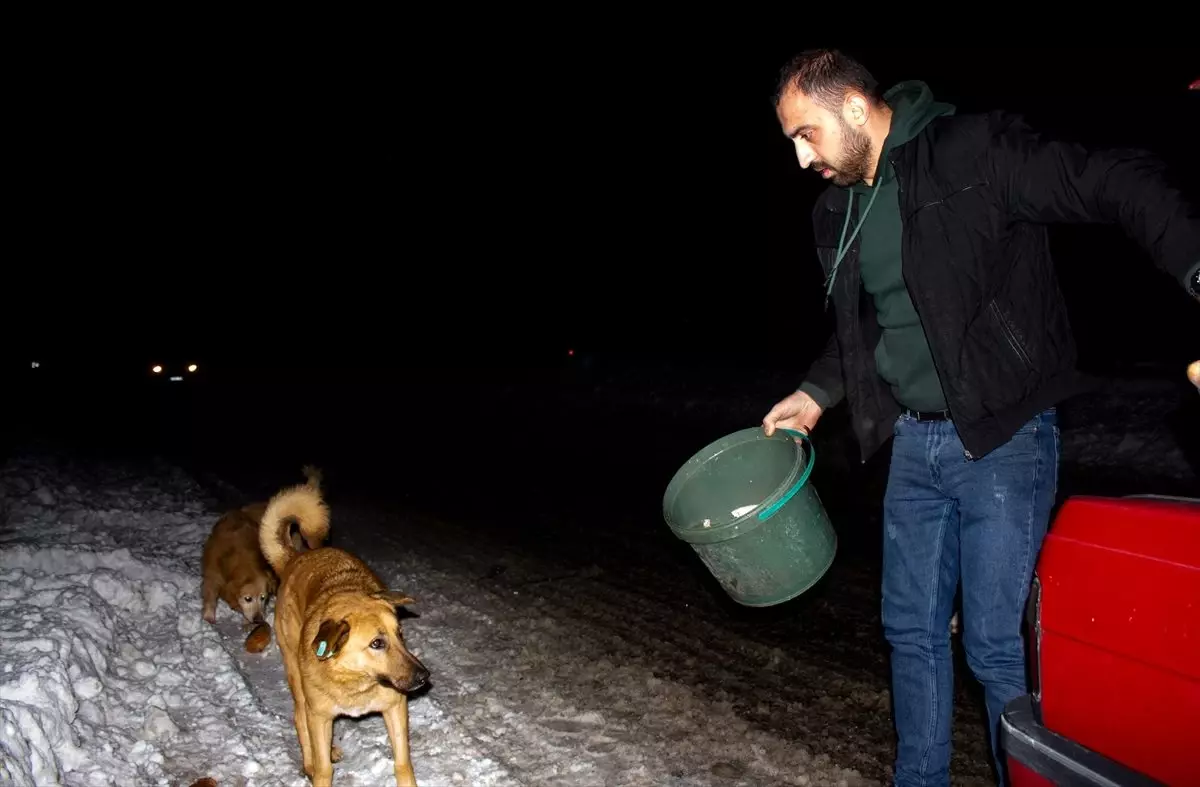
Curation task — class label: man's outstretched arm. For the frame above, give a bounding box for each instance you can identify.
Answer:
[984,110,1200,298]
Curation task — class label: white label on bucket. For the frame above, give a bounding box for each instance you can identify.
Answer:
[731,505,757,518]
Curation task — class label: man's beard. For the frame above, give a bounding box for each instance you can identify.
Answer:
[817,121,874,187]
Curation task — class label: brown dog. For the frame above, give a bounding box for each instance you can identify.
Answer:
[201,466,325,628]
[260,480,428,787]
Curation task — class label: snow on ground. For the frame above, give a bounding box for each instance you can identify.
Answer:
[0,456,869,786]
[0,458,511,787]
[1057,375,1198,485]
[0,374,1193,787]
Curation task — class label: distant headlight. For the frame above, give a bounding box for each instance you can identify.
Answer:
[188,364,198,373]
[152,365,163,374]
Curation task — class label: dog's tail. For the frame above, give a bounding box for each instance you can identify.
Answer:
[259,468,330,576]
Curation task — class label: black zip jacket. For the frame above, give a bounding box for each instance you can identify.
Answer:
[801,109,1200,462]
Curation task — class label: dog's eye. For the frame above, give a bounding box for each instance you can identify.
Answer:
[243,595,252,602]
[369,637,386,650]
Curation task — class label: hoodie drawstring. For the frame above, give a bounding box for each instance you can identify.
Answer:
[823,177,882,309]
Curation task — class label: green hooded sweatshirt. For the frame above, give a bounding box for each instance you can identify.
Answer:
[849,80,956,412]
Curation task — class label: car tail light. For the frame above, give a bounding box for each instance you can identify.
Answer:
[1026,573,1042,710]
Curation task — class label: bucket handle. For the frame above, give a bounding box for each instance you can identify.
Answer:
[757,428,816,523]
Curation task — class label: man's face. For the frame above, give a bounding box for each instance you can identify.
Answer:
[776,86,873,187]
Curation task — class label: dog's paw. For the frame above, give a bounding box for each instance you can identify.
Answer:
[330,744,343,763]
[202,610,216,624]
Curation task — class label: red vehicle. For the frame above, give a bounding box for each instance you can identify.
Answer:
[1001,494,1200,786]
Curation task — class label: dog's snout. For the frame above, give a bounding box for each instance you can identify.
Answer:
[410,664,430,690]
[393,655,430,693]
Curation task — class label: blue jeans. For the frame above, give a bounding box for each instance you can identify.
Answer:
[883,408,1059,786]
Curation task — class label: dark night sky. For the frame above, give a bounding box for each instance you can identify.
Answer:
[7,43,1197,373]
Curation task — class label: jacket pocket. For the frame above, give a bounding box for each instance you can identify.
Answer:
[989,299,1034,373]
[908,181,989,218]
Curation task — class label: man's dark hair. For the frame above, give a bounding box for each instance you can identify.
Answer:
[772,49,883,113]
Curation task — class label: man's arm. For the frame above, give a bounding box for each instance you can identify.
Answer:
[797,331,845,410]
[985,111,1200,294]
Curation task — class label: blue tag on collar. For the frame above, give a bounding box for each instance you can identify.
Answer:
[317,641,327,657]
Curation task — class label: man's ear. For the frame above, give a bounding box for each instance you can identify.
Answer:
[313,619,350,661]
[844,93,871,127]
[372,590,416,607]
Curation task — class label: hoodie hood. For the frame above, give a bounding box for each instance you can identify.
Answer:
[822,81,956,308]
[849,80,955,193]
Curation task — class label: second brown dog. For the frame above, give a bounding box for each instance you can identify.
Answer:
[201,466,325,632]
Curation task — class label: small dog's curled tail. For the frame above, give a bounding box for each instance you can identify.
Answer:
[259,469,330,575]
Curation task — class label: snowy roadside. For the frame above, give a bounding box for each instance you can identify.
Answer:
[2,373,1189,787]
[1056,376,1198,486]
[0,458,512,787]
[0,456,873,787]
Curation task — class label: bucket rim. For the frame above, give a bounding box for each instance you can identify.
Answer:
[661,426,808,545]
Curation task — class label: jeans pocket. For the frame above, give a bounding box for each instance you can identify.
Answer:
[1014,407,1056,437]
[1012,419,1039,437]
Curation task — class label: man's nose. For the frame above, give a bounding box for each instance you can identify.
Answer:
[795,144,815,169]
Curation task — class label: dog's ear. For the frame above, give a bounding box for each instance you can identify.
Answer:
[372,590,416,607]
[313,619,350,661]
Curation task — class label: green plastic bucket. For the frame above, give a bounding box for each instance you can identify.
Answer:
[662,427,837,607]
